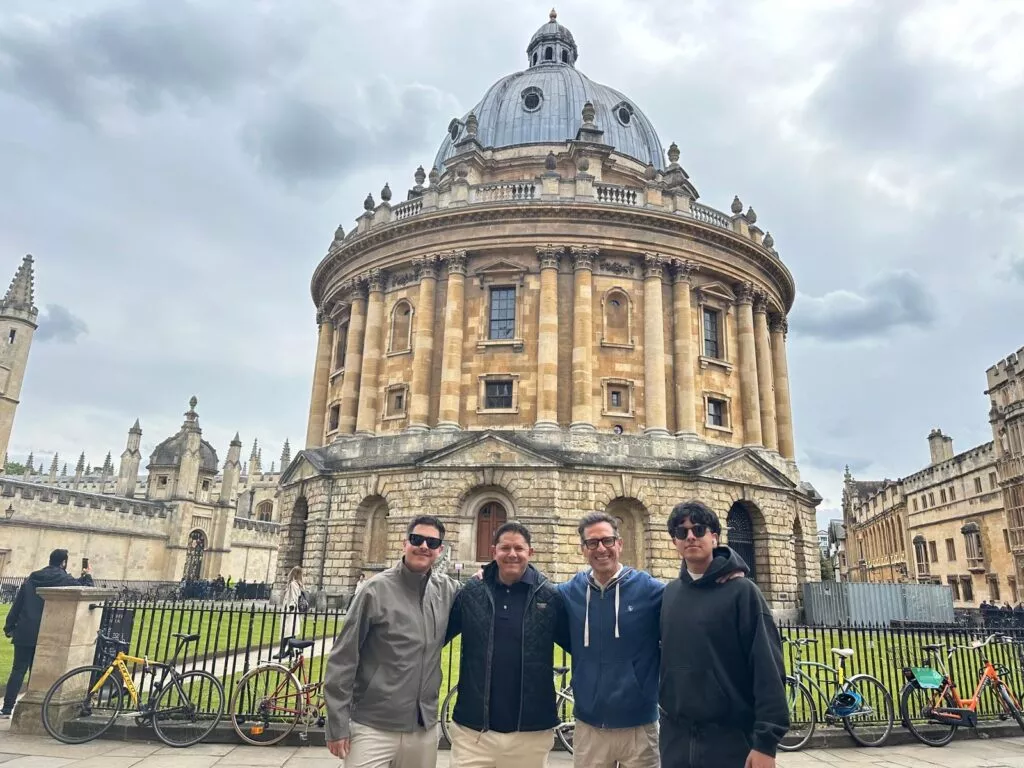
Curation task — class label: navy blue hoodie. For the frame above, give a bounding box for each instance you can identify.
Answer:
[558,566,664,729]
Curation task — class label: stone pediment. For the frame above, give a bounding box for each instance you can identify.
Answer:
[696,280,735,305]
[279,452,323,484]
[471,259,529,286]
[419,433,560,468]
[700,450,795,490]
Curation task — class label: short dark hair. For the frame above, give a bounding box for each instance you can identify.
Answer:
[492,520,531,546]
[49,548,69,567]
[667,501,721,537]
[407,515,446,540]
[577,512,619,540]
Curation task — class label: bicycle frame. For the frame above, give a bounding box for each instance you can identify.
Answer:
[251,651,322,720]
[787,643,853,718]
[919,643,1022,715]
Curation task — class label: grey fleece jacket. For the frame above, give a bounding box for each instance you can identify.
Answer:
[323,559,460,740]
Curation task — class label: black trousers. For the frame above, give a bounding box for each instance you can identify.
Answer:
[659,717,753,768]
[2,644,35,713]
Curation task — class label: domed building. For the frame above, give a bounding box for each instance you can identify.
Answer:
[279,11,821,614]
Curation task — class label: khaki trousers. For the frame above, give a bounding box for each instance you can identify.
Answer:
[449,722,553,768]
[574,721,660,768]
[344,720,438,768]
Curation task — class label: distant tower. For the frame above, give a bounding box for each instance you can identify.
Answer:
[280,439,291,471]
[248,439,261,477]
[0,255,39,461]
[116,419,143,497]
[219,433,243,507]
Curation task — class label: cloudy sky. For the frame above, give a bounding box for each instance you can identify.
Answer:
[2,0,1023,528]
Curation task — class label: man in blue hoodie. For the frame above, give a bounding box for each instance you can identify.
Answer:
[557,512,663,767]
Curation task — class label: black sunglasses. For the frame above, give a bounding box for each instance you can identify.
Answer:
[582,536,619,550]
[673,524,709,540]
[408,533,443,550]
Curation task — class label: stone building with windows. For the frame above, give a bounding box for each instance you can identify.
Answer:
[277,12,822,614]
[988,346,1024,598]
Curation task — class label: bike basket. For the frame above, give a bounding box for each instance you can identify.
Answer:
[909,667,944,689]
[828,691,863,718]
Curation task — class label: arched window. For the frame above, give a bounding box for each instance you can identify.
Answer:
[727,503,757,584]
[561,49,568,63]
[389,300,413,354]
[602,288,631,346]
[545,46,553,61]
[532,52,538,65]
[476,502,507,561]
[183,529,207,582]
[367,503,390,565]
[334,323,348,369]
[255,500,273,522]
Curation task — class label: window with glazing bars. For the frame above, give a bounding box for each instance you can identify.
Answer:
[489,287,516,340]
[703,308,720,358]
[485,380,513,409]
[707,398,725,427]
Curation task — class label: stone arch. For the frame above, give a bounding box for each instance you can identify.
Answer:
[545,46,553,60]
[600,286,633,346]
[334,321,348,369]
[358,495,391,570]
[388,299,414,354]
[724,499,767,586]
[604,497,649,569]
[183,528,207,581]
[255,500,274,522]
[458,486,517,564]
[289,496,309,568]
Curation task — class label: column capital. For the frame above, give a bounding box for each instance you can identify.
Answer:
[412,254,441,281]
[753,290,770,314]
[364,268,387,293]
[444,249,468,276]
[535,244,563,270]
[734,281,755,305]
[670,258,700,284]
[315,307,326,326]
[570,245,599,271]
[343,276,369,302]
[769,313,789,335]
[642,252,666,280]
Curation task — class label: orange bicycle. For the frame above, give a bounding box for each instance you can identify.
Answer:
[229,637,325,745]
[900,632,1024,746]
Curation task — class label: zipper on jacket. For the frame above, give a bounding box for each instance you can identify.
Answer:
[515,580,542,731]
[481,583,496,734]
[690,723,701,768]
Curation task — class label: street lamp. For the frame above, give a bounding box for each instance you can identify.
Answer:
[3,504,13,521]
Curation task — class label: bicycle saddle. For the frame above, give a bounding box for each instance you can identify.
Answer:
[172,633,201,643]
[287,638,315,651]
[832,648,855,658]
[921,643,945,652]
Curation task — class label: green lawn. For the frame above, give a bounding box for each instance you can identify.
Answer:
[0,604,10,678]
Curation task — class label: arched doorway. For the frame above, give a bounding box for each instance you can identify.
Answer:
[727,502,757,584]
[366,501,390,566]
[476,502,507,561]
[290,496,309,568]
[183,529,207,582]
[605,498,648,569]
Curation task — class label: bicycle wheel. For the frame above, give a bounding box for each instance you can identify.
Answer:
[778,676,815,752]
[42,665,123,744]
[555,685,574,754]
[230,665,302,746]
[439,684,458,747]
[899,683,957,747]
[996,681,1024,732]
[152,670,224,747]
[841,674,893,747]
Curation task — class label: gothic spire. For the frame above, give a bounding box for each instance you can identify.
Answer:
[76,452,86,474]
[102,451,113,474]
[49,453,58,473]
[280,439,291,468]
[2,255,36,312]
[250,438,259,460]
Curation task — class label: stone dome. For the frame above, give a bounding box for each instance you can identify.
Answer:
[149,433,219,473]
[433,10,665,173]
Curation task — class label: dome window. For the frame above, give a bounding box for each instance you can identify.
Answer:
[448,119,462,142]
[521,87,543,112]
[545,46,553,60]
[561,49,568,63]
[614,102,635,126]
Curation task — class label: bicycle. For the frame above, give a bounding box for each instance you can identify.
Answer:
[899,632,1024,747]
[778,637,894,751]
[439,665,575,753]
[41,630,225,747]
[229,636,325,745]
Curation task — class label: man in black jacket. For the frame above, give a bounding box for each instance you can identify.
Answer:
[445,521,569,767]
[659,502,788,768]
[2,549,94,717]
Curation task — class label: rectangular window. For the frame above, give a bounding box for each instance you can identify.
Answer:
[328,404,341,431]
[946,538,956,561]
[921,495,928,509]
[1010,576,1019,604]
[488,287,516,340]
[975,477,983,493]
[484,380,513,409]
[7,329,14,344]
[940,489,947,504]
[949,485,956,501]
[913,497,919,511]
[947,576,960,601]
[1006,529,1012,552]
[989,472,998,491]
[385,387,407,418]
[929,492,935,506]
[988,575,1000,602]
[707,398,726,427]
[607,386,628,413]
[928,541,938,563]
[158,476,168,487]
[961,576,974,602]
[703,308,721,359]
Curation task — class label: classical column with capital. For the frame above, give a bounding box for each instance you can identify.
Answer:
[735,282,762,446]
[753,292,779,452]
[304,310,335,448]
[437,251,468,430]
[770,313,796,459]
[570,246,597,430]
[407,255,441,431]
[671,259,699,437]
[642,254,669,437]
[338,280,368,434]
[355,269,387,434]
[535,245,562,429]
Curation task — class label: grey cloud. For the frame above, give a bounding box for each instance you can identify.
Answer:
[35,304,88,343]
[801,447,871,475]
[791,270,935,342]
[1010,256,1024,283]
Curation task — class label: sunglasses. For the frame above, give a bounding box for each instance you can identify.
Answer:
[408,533,443,550]
[673,524,710,540]
[582,536,619,550]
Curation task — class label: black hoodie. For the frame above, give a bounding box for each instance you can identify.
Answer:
[3,565,94,646]
[659,546,788,758]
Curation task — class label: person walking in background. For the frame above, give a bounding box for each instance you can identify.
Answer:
[282,566,307,643]
[659,501,788,768]
[2,549,94,718]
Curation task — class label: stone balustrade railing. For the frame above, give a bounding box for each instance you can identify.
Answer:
[691,202,733,229]
[233,516,281,534]
[595,183,639,206]
[0,478,167,517]
[474,181,537,202]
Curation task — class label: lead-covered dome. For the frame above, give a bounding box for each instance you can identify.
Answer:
[433,10,664,173]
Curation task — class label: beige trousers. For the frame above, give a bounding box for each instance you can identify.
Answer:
[574,721,660,768]
[449,722,553,768]
[343,720,438,768]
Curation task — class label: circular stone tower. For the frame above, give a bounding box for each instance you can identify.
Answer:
[281,11,821,613]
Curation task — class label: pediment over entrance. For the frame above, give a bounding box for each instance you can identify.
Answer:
[700,450,796,490]
[471,259,529,286]
[279,453,323,485]
[419,433,561,468]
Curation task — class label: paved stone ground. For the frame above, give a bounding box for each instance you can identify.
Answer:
[1,721,1022,767]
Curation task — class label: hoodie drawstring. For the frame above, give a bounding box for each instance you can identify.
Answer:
[614,581,620,640]
[584,574,623,647]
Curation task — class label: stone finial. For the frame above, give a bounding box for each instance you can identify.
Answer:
[280,438,291,468]
[130,418,142,435]
[24,452,34,475]
[38,460,43,474]
[333,224,345,244]
[731,196,743,214]
[745,206,757,224]
[189,395,198,410]
[465,111,479,136]
[250,439,259,460]
[456,164,469,179]
[49,453,59,473]
[644,162,657,181]
[545,151,557,171]
[550,7,557,21]
[61,462,67,477]
[2,254,36,313]
[428,167,440,186]
[581,101,596,125]
[75,452,86,474]
[576,156,590,173]
[364,193,375,211]
[380,183,392,202]
[763,231,775,248]
[414,165,426,186]
[667,142,680,165]
[102,452,113,474]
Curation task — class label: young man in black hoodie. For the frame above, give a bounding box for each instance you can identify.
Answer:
[659,501,788,768]
[2,548,94,717]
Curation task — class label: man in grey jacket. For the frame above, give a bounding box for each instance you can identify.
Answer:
[324,514,460,767]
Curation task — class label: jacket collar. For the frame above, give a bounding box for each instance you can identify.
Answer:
[397,557,432,595]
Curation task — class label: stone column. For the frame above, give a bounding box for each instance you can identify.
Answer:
[355,269,387,435]
[735,282,762,446]
[339,279,369,434]
[407,255,441,431]
[303,312,334,448]
[642,253,670,437]
[437,251,468,430]
[535,245,562,429]
[11,586,117,734]
[753,292,779,452]
[671,260,699,437]
[770,314,796,459]
[570,246,598,431]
